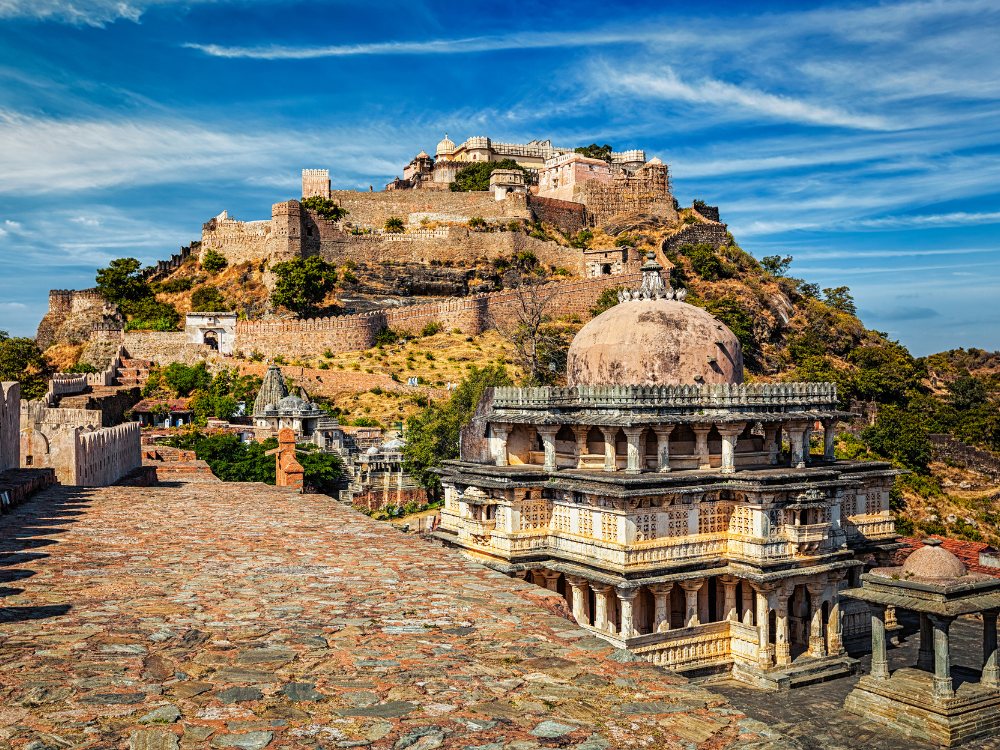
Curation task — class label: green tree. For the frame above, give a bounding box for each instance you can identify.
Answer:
[271,256,338,314]
[402,364,513,495]
[449,159,530,192]
[574,143,613,162]
[201,248,228,274]
[849,342,923,406]
[123,297,181,329]
[589,286,625,317]
[302,195,349,222]
[62,362,98,374]
[95,257,152,306]
[384,217,405,233]
[947,375,989,411]
[0,331,47,399]
[161,362,211,397]
[761,255,793,276]
[823,286,857,315]
[706,295,755,354]
[682,243,726,280]
[862,406,932,472]
[191,285,228,312]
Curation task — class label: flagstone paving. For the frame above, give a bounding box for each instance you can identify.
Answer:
[0,483,799,750]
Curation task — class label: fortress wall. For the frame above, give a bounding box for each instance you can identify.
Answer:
[662,222,730,256]
[122,331,221,367]
[0,382,19,473]
[200,216,273,266]
[330,190,532,228]
[75,421,142,487]
[573,166,673,226]
[234,273,640,358]
[37,289,109,351]
[529,196,588,234]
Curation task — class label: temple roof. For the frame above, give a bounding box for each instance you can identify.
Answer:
[253,364,289,417]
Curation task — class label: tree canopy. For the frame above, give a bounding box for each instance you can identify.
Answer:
[574,143,613,162]
[270,256,338,314]
[0,331,47,400]
[95,258,152,306]
[449,159,530,192]
[402,364,513,495]
[301,196,349,222]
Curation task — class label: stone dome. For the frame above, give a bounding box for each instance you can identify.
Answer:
[646,156,663,165]
[436,133,456,156]
[416,150,430,159]
[276,395,309,412]
[566,298,743,387]
[901,539,966,579]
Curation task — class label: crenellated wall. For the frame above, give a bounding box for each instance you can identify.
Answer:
[662,222,730,256]
[21,421,141,486]
[0,382,20,473]
[235,273,641,358]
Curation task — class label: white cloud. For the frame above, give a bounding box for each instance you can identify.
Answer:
[0,302,26,309]
[856,211,1000,228]
[0,0,255,26]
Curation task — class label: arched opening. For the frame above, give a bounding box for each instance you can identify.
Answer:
[601,263,612,276]
[203,331,219,351]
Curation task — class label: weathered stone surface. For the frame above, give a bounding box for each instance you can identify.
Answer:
[528,721,576,738]
[139,705,182,723]
[0,482,800,750]
[130,728,179,750]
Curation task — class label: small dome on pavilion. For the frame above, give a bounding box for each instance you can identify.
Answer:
[901,539,966,579]
[276,395,309,411]
[646,156,663,165]
[436,133,456,156]
[416,150,430,159]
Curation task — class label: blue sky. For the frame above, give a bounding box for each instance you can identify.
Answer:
[0,0,998,356]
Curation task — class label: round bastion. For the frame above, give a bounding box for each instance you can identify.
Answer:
[566,297,743,387]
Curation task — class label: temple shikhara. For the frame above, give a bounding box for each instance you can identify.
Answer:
[436,252,904,689]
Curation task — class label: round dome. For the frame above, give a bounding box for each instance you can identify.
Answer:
[264,403,274,412]
[566,298,743,387]
[416,150,430,159]
[276,395,308,411]
[436,133,456,156]
[901,540,966,579]
[646,156,663,165]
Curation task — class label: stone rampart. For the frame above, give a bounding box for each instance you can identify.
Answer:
[144,245,196,280]
[20,401,102,432]
[929,434,1000,480]
[573,165,673,227]
[123,331,220,367]
[21,421,141,486]
[662,222,730,256]
[201,212,273,266]
[529,196,588,234]
[235,273,641,358]
[0,382,20,473]
[331,190,532,229]
[37,288,113,351]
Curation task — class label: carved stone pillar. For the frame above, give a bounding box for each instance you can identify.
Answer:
[822,419,837,461]
[764,423,781,465]
[600,427,617,472]
[572,426,590,469]
[742,584,754,625]
[681,579,705,627]
[786,422,808,469]
[775,592,792,666]
[718,422,745,474]
[720,576,739,621]
[803,424,813,464]
[871,606,889,680]
[929,614,956,699]
[492,423,512,467]
[652,425,674,473]
[650,583,673,632]
[530,569,546,588]
[623,427,644,475]
[755,585,775,668]
[542,570,561,593]
[591,583,613,633]
[566,575,591,627]
[984,609,1000,689]
[617,586,639,638]
[806,584,827,658]
[826,576,844,656]
[692,423,712,470]
[918,613,934,671]
[537,425,560,473]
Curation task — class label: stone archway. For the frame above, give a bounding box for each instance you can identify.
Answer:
[203,331,219,350]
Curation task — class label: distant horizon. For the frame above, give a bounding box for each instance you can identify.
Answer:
[1,0,998,356]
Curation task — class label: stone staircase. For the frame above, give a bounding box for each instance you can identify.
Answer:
[730,654,860,691]
[116,358,154,388]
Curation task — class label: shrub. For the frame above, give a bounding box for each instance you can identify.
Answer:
[507,220,522,232]
[468,216,487,229]
[370,386,384,395]
[271,256,338,314]
[62,362,98,374]
[420,321,443,337]
[589,286,625,317]
[190,285,228,312]
[384,217,405,233]
[682,243,726,280]
[342,269,358,285]
[344,260,357,270]
[424,351,435,360]
[323,349,334,358]
[301,195,349,221]
[614,235,635,247]
[202,249,228,275]
[449,159,529,192]
[153,278,193,294]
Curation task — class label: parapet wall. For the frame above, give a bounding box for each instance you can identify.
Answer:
[0,382,20,473]
[235,273,642,358]
[122,331,220,367]
[331,190,532,229]
[574,165,673,226]
[662,222,730,256]
[20,420,141,486]
[38,288,114,351]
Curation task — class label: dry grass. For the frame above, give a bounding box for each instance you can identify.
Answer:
[43,343,84,371]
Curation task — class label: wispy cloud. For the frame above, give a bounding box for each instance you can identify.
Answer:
[856,211,1000,228]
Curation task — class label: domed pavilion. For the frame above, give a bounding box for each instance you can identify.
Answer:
[842,537,1000,745]
[435,251,905,690]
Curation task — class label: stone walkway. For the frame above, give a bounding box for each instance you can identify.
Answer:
[711,610,1000,750]
[0,483,798,750]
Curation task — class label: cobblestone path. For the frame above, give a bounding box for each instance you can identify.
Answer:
[0,484,797,750]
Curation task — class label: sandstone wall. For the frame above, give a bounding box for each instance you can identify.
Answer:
[529,196,588,234]
[21,401,102,432]
[0,382,19,473]
[123,331,221,367]
[662,222,730,256]
[37,289,111,351]
[330,190,532,229]
[235,273,641,358]
[21,421,141,486]
[573,165,673,227]
[200,213,272,266]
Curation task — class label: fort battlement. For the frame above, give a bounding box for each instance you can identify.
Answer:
[0,381,19,473]
[235,272,641,358]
